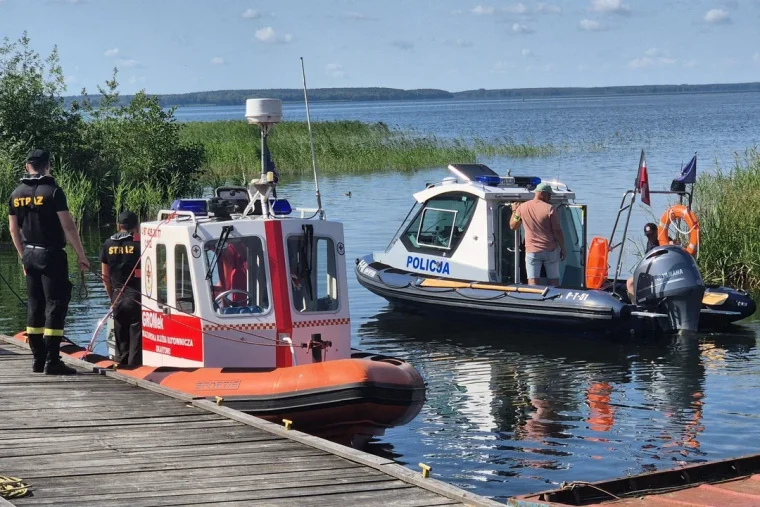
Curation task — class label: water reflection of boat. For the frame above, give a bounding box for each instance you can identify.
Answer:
[360,310,756,456]
[355,158,755,335]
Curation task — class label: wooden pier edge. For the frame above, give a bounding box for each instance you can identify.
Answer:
[0,334,504,507]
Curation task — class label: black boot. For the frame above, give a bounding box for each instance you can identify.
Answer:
[44,336,77,375]
[27,334,46,373]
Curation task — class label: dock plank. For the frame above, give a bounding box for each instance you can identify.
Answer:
[0,337,499,507]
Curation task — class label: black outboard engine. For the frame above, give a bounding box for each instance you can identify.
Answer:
[632,245,705,333]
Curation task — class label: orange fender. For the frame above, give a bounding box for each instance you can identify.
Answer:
[586,237,609,289]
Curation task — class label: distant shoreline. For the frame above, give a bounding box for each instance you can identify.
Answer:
[63,82,760,108]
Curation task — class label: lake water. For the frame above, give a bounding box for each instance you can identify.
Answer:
[3,93,760,502]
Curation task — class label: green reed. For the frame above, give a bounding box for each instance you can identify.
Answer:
[180,120,558,186]
[694,147,760,289]
[55,168,96,231]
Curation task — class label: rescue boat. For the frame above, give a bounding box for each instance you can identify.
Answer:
[355,156,755,335]
[14,98,425,447]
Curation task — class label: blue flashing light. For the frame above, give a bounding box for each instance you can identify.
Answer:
[529,177,541,187]
[171,199,208,216]
[474,175,501,187]
[270,198,292,215]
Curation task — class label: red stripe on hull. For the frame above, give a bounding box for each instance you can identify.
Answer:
[264,220,293,367]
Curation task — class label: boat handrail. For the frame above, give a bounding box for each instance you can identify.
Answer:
[282,336,298,366]
[293,207,322,219]
[157,209,198,224]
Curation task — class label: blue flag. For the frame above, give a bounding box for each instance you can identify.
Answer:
[676,154,697,184]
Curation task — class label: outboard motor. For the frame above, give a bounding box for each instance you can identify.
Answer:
[632,245,705,333]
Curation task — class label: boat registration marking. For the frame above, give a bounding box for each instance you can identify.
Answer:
[561,292,589,301]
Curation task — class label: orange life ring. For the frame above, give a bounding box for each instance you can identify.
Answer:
[585,237,609,289]
[658,204,700,256]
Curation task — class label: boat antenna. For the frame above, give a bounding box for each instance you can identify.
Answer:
[300,57,324,220]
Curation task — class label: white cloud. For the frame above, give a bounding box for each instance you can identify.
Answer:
[392,40,415,51]
[628,54,677,69]
[472,5,496,15]
[128,76,146,85]
[537,3,561,13]
[504,3,528,14]
[512,22,534,34]
[118,58,139,68]
[445,39,473,48]
[343,12,375,20]
[644,48,668,57]
[325,63,345,78]
[521,48,533,57]
[527,63,554,72]
[682,59,698,68]
[241,8,260,19]
[254,27,292,44]
[492,61,516,72]
[210,57,225,65]
[579,19,605,31]
[471,3,531,15]
[704,8,731,24]
[754,52,760,63]
[591,0,630,15]
[104,48,119,57]
[64,75,76,85]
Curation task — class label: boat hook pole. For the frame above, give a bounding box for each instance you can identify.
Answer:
[300,57,324,220]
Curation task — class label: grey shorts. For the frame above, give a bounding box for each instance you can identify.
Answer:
[525,247,561,280]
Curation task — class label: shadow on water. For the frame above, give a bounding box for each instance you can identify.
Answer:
[358,307,760,499]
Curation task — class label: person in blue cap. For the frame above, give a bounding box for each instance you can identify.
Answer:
[8,148,90,374]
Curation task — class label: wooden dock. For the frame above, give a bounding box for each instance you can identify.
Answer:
[0,336,503,507]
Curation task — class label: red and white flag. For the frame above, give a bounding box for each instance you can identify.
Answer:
[634,149,651,206]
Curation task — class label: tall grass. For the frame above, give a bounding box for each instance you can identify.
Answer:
[0,150,22,238]
[180,120,558,186]
[694,148,760,289]
[55,168,96,231]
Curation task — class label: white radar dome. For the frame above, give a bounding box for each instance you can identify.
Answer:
[245,98,283,125]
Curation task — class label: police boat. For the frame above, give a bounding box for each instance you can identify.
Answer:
[355,160,755,335]
[14,99,424,447]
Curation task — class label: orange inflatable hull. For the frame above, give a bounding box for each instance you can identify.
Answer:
[13,333,425,447]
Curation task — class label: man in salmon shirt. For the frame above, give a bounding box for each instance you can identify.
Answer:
[509,182,566,286]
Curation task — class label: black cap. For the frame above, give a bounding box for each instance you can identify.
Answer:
[26,149,50,164]
[644,222,658,235]
[118,211,138,229]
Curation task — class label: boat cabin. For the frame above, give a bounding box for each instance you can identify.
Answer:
[136,190,351,369]
[375,164,587,286]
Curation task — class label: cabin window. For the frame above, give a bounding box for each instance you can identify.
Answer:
[175,245,195,313]
[287,236,340,313]
[205,236,270,315]
[402,192,477,252]
[156,244,167,306]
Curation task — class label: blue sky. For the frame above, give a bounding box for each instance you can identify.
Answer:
[1,0,759,94]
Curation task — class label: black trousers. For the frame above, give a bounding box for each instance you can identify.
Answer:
[113,289,142,366]
[22,247,72,337]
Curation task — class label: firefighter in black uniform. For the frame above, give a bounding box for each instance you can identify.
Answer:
[100,211,142,366]
[8,149,90,374]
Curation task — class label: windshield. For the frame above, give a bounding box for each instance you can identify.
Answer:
[401,192,477,253]
[205,236,270,315]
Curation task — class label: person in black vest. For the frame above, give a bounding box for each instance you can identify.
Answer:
[100,211,142,366]
[8,149,90,374]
